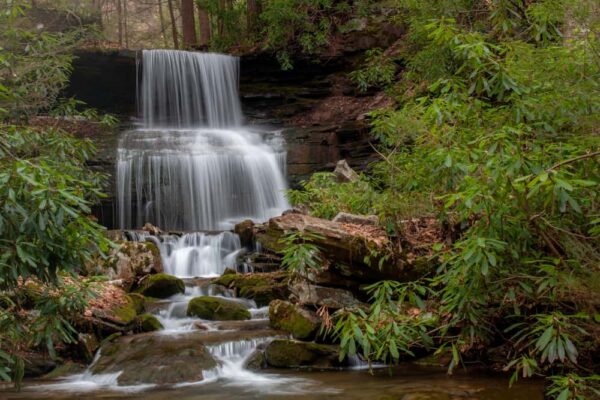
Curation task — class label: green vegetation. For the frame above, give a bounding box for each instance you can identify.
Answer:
[0,1,112,387]
[288,0,600,396]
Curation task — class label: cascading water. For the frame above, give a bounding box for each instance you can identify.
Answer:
[117,49,289,231]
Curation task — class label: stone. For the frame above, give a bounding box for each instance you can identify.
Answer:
[137,313,163,332]
[289,281,362,309]
[269,300,321,340]
[77,333,100,362]
[86,240,163,285]
[255,213,399,281]
[90,333,217,385]
[23,353,57,377]
[264,339,346,369]
[187,296,251,321]
[212,271,289,307]
[234,219,255,248]
[44,361,86,379]
[244,348,267,370]
[135,273,185,298]
[142,222,162,235]
[333,159,359,183]
[332,212,378,226]
[127,292,146,314]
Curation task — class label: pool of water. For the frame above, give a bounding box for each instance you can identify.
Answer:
[1,365,543,400]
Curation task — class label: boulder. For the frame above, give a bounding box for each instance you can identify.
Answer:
[244,349,267,370]
[128,292,146,314]
[135,273,185,298]
[86,240,163,286]
[187,296,251,321]
[269,300,321,340]
[333,159,359,183]
[137,313,163,332]
[23,353,57,377]
[234,219,255,248]
[332,212,378,226]
[289,281,362,309]
[265,339,346,369]
[255,213,399,281]
[212,271,289,307]
[90,333,217,385]
[77,333,100,362]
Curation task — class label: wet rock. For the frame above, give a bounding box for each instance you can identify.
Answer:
[90,333,217,385]
[86,240,163,286]
[187,296,251,321]
[136,313,163,332]
[142,222,162,235]
[244,350,266,370]
[269,300,321,340]
[289,281,362,309]
[44,361,86,379]
[332,212,378,226]
[334,159,359,182]
[234,219,255,248]
[212,271,289,307]
[135,273,185,298]
[77,333,100,362]
[127,292,146,314]
[265,339,346,369]
[23,353,57,377]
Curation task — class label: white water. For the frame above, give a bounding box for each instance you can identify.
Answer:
[117,49,289,231]
[131,231,244,277]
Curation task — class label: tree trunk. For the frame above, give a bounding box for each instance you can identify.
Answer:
[158,0,169,48]
[167,0,179,49]
[247,0,261,35]
[123,0,129,48]
[180,0,197,48]
[197,3,211,47]
[117,0,123,47]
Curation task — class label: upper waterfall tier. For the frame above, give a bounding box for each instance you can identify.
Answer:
[140,49,243,128]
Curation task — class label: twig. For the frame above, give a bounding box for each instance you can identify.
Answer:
[547,150,600,171]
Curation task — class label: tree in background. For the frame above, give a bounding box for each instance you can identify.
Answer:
[181,0,197,47]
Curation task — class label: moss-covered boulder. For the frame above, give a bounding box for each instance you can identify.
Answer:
[135,273,184,298]
[212,271,289,307]
[128,292,146,314]
[269,300,320,340]
[265,339,346,369]
[187,296,251,321]
[137,313,163,332]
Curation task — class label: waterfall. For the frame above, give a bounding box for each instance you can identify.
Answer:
[117,50,289,231]
[128,231,243,277]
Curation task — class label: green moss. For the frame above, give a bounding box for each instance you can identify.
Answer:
[111,298,138,325]
[127,293,146,314]
[44,361,86,379]
[264,339,341,368]
[187,296,251,321]
[135,273,184,298]
[212,271,289,307]
[269,300,320,339]
[137,313,163,332]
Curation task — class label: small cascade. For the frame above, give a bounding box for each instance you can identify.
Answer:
[128,231,243,277]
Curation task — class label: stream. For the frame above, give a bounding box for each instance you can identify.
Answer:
[0,50,544,399]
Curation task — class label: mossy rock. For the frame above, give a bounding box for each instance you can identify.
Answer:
[137,313,163,332]
[244,350,266,370]
[187,296,251,321]
[43,361,86,379]
[212,271,289,307]
[127,293,146,314]
[135,273,184,298]
[269,300,321,340]
[265,339,345,369]
[107,296,138,326]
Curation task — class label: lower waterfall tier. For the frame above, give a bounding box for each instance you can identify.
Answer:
[117,128,289,231]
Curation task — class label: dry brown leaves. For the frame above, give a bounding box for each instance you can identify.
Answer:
[83,282,127,319]
[339,222,389,248]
